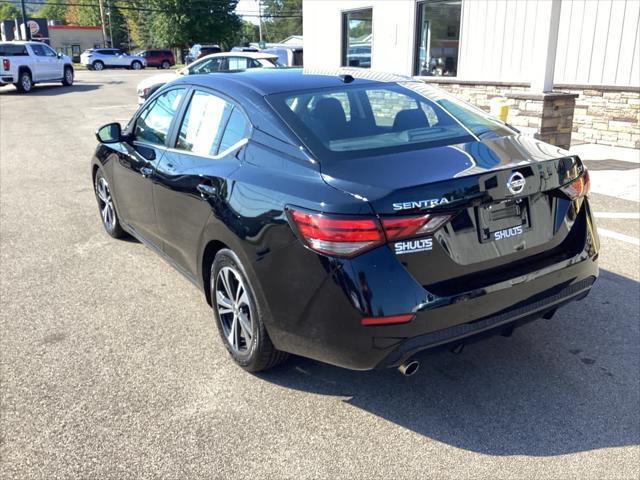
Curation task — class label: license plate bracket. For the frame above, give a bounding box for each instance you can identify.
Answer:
[476,198,530,243]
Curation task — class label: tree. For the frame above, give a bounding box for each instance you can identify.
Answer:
[261,0,301,43]
[232,20,259,47]
[148,0,241,49]
[0,3,21,20]
[35,0,68,21]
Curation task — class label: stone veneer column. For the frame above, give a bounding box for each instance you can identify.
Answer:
[506,92,579,150]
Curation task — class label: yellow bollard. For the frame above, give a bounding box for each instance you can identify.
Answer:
[490,97,509,122]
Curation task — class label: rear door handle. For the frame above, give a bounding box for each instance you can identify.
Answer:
[197,183,217,198]
[140,166,154,177]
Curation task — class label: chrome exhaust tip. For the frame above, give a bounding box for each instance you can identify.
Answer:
[398,359,420,377]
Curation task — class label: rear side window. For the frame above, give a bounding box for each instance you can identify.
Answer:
[134,88,185,146]
[0,44,28,56]
[176,91,232,156]
[227,57,249,70]
[218,108,249,153]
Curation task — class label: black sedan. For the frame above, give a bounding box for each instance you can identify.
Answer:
[92,68,598,375]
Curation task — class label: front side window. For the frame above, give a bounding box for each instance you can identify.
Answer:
[415,0,461,76]
[43,45,58,57]
[30,44,46,56]
[190,57,223,74]
[342,9,372,68]
[268,82,514,162]
[134,88,185,146]
[176,91,232,156]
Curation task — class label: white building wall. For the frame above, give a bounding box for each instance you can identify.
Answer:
[554,0,640,86]
[303,0,640,87]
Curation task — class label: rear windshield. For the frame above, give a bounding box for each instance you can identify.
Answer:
[267,81,514,161]
[0,44,28,56]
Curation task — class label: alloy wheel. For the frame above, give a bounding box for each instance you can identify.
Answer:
[21,74,31,91]
[132,61,142,70]
[65,68,73,84]
[215,266,254,354]
[93,61,103,71]
[96,177,116,231]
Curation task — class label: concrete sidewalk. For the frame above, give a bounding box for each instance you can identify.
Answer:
[570,143,640,203]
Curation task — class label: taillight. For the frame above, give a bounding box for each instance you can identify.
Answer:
[287,208,385,257]
[381,214,452,241]
[287,207,452,258]
[361,314,414,326]
[2,58,9,71]
[561,170,590,200]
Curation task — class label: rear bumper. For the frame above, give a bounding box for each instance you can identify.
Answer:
[256,200,599,371]
[1,75,16,84]
[376,274,596,368]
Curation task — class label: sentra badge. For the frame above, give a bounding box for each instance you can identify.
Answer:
[392,197,450,211]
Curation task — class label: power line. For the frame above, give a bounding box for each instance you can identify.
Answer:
[0,0,301,15]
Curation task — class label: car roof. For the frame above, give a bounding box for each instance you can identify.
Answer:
[0,41,44,46]
[175,68,418,96]
[198,51,280,61]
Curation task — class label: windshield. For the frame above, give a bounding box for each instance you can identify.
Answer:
[267,82,514,161]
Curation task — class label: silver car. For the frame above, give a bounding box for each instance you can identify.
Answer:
[136,52,280,104]
[80,48,146,71]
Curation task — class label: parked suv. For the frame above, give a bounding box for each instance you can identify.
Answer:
[185,44,222,64]
[80,48,146,71]
[262,45,303,66]
[138,49,175,69]
[0,41,73,93]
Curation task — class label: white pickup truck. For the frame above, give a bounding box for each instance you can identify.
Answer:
[0,41,74,93]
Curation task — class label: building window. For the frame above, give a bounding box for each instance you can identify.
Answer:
[342,9,372,68]
[415,0,461,77]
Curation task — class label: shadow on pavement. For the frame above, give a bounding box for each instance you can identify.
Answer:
[0,83,101,96]
[259,269,639,456]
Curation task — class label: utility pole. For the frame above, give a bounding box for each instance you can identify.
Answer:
[97,0,108,47]
[257,0,263,42]
[20,0,30,40]
[106,2,114,49]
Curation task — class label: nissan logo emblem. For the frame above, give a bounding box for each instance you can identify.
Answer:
[506,172,526,195]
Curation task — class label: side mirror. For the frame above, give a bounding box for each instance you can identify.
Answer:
[96,122,122,143]
[57,52,62,59]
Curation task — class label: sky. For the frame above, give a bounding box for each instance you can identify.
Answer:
[235,0,261,25]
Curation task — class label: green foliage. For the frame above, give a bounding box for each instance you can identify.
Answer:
[261,0,301,43]
[0,3,21,20]
[35,0,68,21]
[148,0,241,49]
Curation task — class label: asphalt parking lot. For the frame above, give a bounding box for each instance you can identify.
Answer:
[1,70,639,479]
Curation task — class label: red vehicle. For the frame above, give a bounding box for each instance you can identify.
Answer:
[138,49,175,69]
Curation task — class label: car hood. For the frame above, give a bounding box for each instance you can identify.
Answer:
[320,134,574,201]
[137,72,180,91]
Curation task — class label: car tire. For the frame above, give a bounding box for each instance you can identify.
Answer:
[94,170,125,238]
[62,66,74,86]
[15,70,32,93]
[92,60,104,71]
[160,60,170,69]
[211,249,288,372]
[131,61,142,70]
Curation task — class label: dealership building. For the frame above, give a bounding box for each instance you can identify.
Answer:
[303,0,640,149]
